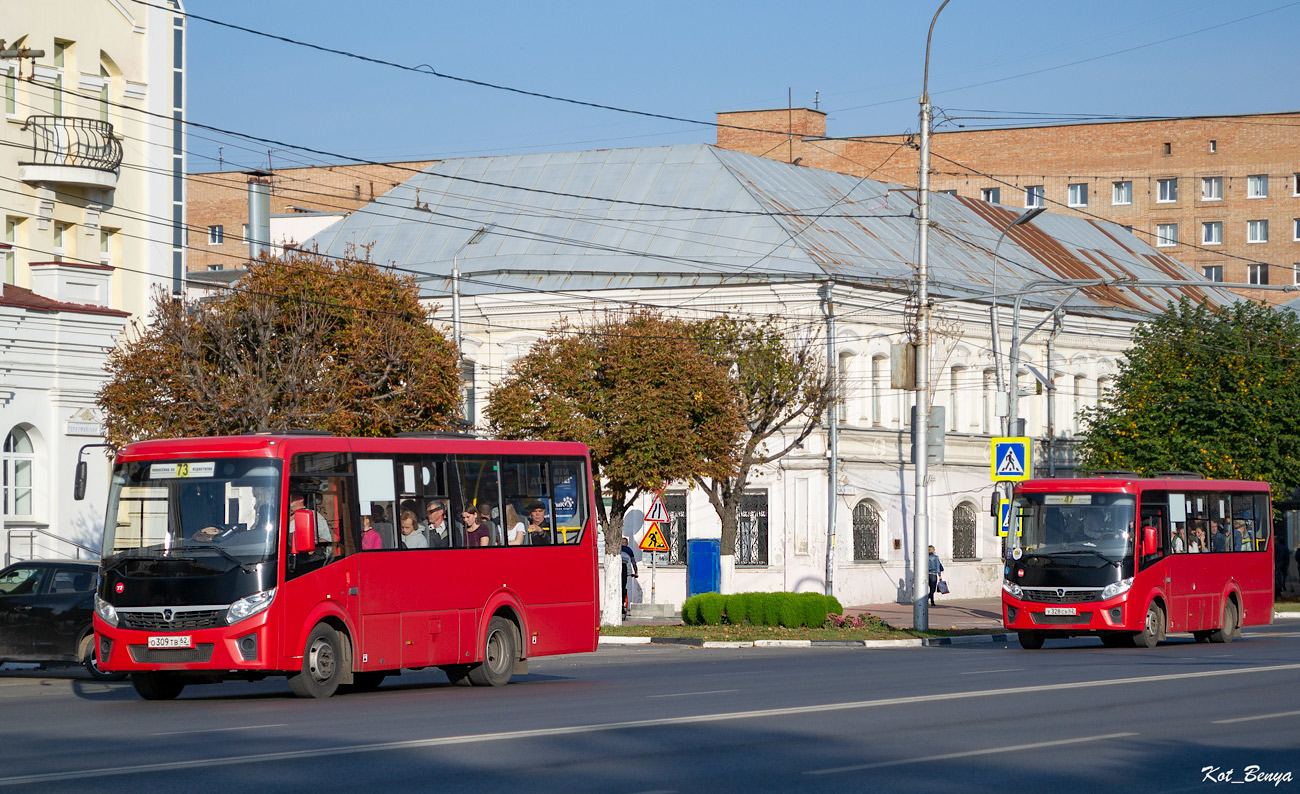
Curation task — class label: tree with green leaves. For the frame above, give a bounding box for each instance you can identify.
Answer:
[99,248,462,446]
[691,316,832,593]
[1078,298,1300,496]
[485,310,744,625]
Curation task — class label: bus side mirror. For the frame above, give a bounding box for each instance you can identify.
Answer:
[1142,525,1159,557]
[291,510,317,554]
[74,461,88,501]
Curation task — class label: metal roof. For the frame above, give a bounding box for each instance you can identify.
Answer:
[307,143,1234,317]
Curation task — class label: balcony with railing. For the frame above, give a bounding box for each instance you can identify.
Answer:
[17,115,122,190]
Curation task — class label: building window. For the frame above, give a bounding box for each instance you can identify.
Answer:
[1157,178,1178,203]
[207,265,224,271]
[1112,181,1132,205]
[3,217,15,285]
[953,502,977,560]
[1025,185,1044,208]
[870,355,885,426]
[461,360,476,424]
[98,65,110,123]
[735,491,769,566]
[99,229,112,265]
[1248,263,1269,285]
[938,189,957,196]
[52,222,69,262]
[1248,175,1269,198]
[1209,140,1217,153]
[1068,183,1088,207]
[1156,223,1178,247]
[980,187,1000,204]
[208,225,224,245]
[1163,142,1172,155]
[1294,265,1300,286]
[1248,220,1269,243]
[3,426,35,519]
[1295,219,1300,241]
[1293,174,1300,196]
[52,41,67,117]
[1202,221,1222,245]
[1201,176,1223,201]
[3,61,15,118]
[1203,265,1223,282]
[852,499,882,562]
[652,493,688,566]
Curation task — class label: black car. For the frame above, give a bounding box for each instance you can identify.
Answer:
[0,560,121,680]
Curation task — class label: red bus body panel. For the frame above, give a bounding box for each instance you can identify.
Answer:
[1002,477,1274,638]
[95,435,600,680]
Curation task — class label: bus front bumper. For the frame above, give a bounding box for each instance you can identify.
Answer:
[93,613,278,674]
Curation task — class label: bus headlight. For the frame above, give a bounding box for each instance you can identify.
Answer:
[94,594,119,628]
[226,588,276,625]
[1100,578,1133,600]
[1002,581,1023,600]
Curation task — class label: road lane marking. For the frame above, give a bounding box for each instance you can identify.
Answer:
[150,724,288,736]
[1212,710,1300,724]
[4,662,1299,786]
[957,668,1023,675]
[648,689,739,698]
[806,732,1138,775]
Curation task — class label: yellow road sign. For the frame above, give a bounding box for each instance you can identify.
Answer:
[639,522,669,552]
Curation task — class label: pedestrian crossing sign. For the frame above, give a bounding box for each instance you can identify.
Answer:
[639,522,669,552]
[991,437,1031,482]
[996,499,1021,537]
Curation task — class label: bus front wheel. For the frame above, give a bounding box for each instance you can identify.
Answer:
[467,617,517,686]
[289,623,343,698]
[1017,631,1045,650]
[1133,603,1163,648]
[132,672,184,700]
[1209,601,1237,644]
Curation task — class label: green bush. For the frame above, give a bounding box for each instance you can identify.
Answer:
[777,594,804,627]
[699,593,726,625]
[724,594,749,625]
[682,595,703,625]
[799,592,829,628]
[743,592,766,625]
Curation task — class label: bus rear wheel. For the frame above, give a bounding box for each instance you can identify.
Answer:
[289,623,343,698]
[132,672,185,700]
[467,617,517,686]
[1017,631,1045,650]
[1133,603,1163,649]
[1209,601,1237,644]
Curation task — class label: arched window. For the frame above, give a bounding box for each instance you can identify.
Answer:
[952,501,977,560]
[852,499,882,561]
[3,426,35,518]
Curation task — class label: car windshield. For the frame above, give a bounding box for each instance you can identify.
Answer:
[1014,492,1136,565]
[103,458,282,568]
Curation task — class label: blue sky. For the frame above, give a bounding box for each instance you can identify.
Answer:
[183,0,1300,172]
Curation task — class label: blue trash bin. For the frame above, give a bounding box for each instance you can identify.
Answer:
[687,539,721,598]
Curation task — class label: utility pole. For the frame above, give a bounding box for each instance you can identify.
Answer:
[913,0,950,632]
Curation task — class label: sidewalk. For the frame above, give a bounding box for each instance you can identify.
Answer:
[846,597,1004,631]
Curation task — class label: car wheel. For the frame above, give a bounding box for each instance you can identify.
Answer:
[1133,603,1163,649]
[132,672,185,700]
[80,635,125,682]
[288,623,344,698]
[467,617,517,686]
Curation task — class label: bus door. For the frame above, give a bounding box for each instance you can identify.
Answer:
[1163,492,1201,631]
[354,455,461,671]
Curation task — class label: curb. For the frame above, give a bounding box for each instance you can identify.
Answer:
[1273,612,1300,620]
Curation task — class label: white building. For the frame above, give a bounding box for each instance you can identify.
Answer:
[1,0,185,561]
[307,143,1233,606]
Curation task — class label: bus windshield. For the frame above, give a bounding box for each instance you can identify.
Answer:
[1015,492,1136,566]
[103,458,282,569]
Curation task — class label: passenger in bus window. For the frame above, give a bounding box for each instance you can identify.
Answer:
[399,509,427,549]
[524,501,551,545]
[504,504,526,546]
[361,515,383,550]
[1232,520,1253,551]
[1189,523,1206,553]
[291,492,333,544]
[1211,522,1230,552]
[1171,525,1187,553]
[422,501,451,548]
[463,506,494,547]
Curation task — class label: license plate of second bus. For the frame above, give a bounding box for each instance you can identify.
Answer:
[1044,607,1077,616]
[148,635,193,649]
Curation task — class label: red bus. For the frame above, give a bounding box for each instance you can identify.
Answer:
[90,434,599,699]
[1002,476,1274,650]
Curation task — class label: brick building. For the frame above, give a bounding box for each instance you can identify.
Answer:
[717,108,1300,303]
[186,160,435,271]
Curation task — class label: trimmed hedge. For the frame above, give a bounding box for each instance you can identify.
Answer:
[681,591,843,627]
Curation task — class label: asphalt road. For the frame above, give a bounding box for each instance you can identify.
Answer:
[2,628,1298,793]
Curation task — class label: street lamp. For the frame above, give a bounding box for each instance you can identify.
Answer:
[912,0,950,632]
[990,206,1046,409]
[451,225,492,362]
